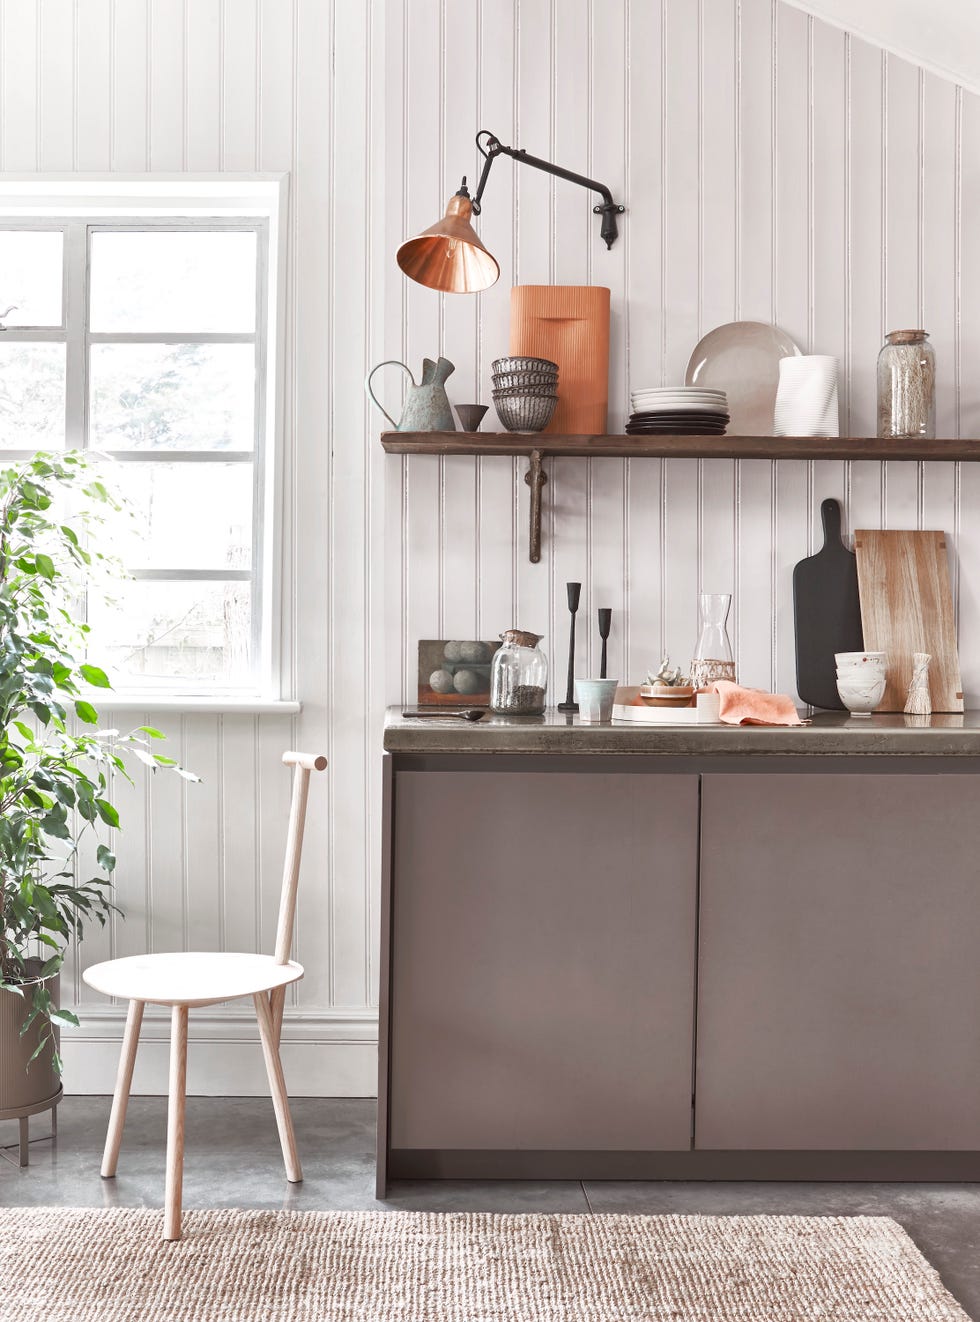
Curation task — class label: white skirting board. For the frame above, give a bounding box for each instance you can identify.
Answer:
[60,1007,379,1098]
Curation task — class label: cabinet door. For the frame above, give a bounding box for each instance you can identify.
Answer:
[390,770,699,1151]
[697,773,980,1150]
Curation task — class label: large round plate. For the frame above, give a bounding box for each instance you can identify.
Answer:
[685,321,801,435]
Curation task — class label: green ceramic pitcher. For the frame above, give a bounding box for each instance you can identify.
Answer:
[365,356,457,432]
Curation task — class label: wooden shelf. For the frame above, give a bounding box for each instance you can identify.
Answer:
[382,431,980,461]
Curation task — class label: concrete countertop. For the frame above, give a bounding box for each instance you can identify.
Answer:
[384,707,980,755]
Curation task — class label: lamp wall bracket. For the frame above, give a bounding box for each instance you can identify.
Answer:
[473,130,625,249]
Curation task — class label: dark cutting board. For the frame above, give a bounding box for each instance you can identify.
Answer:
[793,498,864,709]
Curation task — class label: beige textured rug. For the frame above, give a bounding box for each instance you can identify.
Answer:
[1,1208,968,1321]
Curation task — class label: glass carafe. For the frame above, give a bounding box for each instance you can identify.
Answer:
[690,593,736,689]
[490,629,548,715]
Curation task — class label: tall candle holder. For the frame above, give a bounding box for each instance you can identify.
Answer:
[597,608,612,679]
[558,582,582,712]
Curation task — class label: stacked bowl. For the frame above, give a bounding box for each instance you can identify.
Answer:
[628,386,730,435]
[835,651,887,715]
[492,356,559,433]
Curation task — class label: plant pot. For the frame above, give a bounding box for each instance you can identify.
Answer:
[0,959,60,1114]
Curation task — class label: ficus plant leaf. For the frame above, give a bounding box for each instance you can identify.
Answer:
[0,452,198,1075]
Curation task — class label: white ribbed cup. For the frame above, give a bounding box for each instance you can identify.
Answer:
[773,355,840,437]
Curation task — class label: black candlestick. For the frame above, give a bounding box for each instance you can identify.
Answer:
[598,608,612,679]
[558,582,581,712]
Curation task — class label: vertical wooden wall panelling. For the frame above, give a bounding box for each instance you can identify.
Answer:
[920,73,960,634]
[148,0,184,171]
[698,0,737,656]
[513,0,555,666]
[771,2,810,699]
[9,0,980,1090]
[74,0,112,171]
[660,3,701,675]
[956,88,980,702]
[440,0,480,645]
[624,0,664,685]
[586,0,627,684]
[324,0,373,1010]
[474,0,518,648]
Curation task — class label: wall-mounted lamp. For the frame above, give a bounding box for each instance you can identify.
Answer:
[397,130,625,294]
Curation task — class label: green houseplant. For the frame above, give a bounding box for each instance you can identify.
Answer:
[0,451,191,1098]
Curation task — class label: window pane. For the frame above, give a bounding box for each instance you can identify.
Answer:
[110,462,253,570]
[88,580,252,686]
[90,230,257,332]
[0,230,63,326]
[90,343,254,451]
[0,343,65,448]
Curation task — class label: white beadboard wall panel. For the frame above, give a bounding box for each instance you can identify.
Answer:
[386,0,980,709]
[5,0,980,1095]
[5,0,382,1095]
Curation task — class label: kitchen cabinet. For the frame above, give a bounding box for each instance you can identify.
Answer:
[377,712,980,1190]
[387,768,699,1153]
[696,773,980,1151]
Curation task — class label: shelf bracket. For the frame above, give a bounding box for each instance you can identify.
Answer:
[523,449,548,563]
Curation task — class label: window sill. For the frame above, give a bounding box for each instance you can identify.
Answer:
[91,696,302,715]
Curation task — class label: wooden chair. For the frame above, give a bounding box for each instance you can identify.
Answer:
[83,750,327,1241]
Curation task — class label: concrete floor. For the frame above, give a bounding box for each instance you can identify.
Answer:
[2,1097,978,1319]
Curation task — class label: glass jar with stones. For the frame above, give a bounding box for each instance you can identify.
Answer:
[877,329,936,439]
[490,629,548,715]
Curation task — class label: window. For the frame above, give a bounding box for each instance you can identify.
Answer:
[0,180,285,702]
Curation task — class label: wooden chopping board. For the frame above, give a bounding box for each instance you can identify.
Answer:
[793,498,864,710]
[854,529,963,712]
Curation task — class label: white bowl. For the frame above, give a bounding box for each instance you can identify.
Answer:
[834,651,887,665]
[836,674,886,715]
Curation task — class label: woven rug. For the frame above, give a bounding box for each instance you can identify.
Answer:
[0,1208,968,1321]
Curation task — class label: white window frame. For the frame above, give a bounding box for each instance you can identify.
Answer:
[0,176,295,713]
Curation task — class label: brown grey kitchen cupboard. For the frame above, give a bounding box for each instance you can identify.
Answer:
[377,711,980,1193]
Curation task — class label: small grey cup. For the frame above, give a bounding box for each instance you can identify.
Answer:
[454,403,489,432]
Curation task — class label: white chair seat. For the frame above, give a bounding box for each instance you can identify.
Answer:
[83,951,305,1009]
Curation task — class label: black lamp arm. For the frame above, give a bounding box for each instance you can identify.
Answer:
[471,130,625,249]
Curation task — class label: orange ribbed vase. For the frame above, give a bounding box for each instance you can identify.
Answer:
[509,285,610,434]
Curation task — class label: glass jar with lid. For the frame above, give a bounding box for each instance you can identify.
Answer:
[877,329,936,439]
[490,630,548,715]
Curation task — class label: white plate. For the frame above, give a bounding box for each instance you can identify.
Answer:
[631,401,731,415]
[632,396,729,406]
[632,391,728,402]
[685,321,801,435]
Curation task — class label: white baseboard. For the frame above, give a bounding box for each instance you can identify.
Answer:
[61,1006,379,1098]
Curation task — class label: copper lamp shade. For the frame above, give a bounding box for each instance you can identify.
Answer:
[397,192,500,294]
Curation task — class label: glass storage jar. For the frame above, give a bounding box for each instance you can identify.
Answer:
[877,329,936,439]
[490,629,548,715]
[690,593,736,689]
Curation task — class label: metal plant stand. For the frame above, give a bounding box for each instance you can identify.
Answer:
[0,1086,62,1168]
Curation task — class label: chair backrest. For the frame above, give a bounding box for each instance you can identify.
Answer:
[273,751,328,965]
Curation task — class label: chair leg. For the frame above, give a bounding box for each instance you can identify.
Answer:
[164,1005,188,1242]
[253,992,302,1183]
[101,999,144,1178]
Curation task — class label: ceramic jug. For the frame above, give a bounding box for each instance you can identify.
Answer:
[365,356,457,432]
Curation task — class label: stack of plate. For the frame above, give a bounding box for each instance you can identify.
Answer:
[628,386,730,435]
